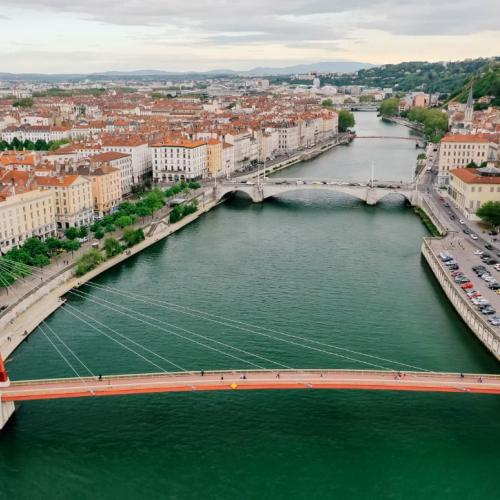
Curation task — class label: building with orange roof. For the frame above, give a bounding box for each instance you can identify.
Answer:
[437,134,498,186]
[75,164,122,217]
[449,167,500,219]
[151,137,207,183]
[36,174,93,230]
[206,139,223,178]
[90,151,133,196]
[102,136,151,185]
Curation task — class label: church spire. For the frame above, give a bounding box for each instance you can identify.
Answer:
[464,84,474,126]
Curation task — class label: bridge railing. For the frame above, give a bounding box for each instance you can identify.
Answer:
[9,368,500,386]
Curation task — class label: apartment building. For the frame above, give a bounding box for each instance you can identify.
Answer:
[76,165,122,217]
[102,137,151,185]
[151,138,207,182]
[90,151,133,196]
[437,134,498,186]
[36,174,93,230]
[206,139,223,178]
[0,189,56,253]
[449,167,500,219]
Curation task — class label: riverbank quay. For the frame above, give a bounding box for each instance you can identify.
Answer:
[0,192,220,362]
[422,237,500,361]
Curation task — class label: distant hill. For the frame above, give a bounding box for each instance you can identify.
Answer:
[0,61,373,82]
[270,57,500,95]
[450,62,500,106]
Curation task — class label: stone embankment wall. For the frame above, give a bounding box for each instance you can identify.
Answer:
[421,238,500,360]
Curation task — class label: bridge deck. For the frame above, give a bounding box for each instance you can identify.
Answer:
[2,370,500,401]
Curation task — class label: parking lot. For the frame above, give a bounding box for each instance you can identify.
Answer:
[434,237,500,323]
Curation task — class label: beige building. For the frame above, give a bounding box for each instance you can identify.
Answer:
[76,165,122,217]
[438,134,498,186]
[449,167,500,220]
[206,139,223,178]
[36,175,93,230]
[0,189,56,253]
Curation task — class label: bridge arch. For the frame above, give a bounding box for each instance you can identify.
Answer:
[261,183,369,204]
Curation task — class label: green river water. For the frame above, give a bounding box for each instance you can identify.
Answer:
[1,113,499,499]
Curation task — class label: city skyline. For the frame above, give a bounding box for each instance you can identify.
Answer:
[0,0,499,73]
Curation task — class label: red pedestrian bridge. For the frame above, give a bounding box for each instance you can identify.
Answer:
[3,369,500,403]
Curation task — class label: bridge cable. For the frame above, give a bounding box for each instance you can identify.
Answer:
[82,281,429,372]
[0,258,427,371]
[0,259,186,373]
[67,288,273,371]
[67,287,391,371]
[36,323,96,396]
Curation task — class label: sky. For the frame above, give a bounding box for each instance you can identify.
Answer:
[0,0,499,73]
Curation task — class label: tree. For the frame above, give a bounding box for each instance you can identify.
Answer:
[34,139,49,151]
[322,98,333,108]
[75,249,105,277]
[31,254,50,268]
[94,229,105,240]
[338,110,355,132]
[115,215,136,229]
[122,228,145,247]
[62,239,81,253]
[64,227,79,240]
[22,238,48,259]
[13,98,33,108]
[379,97,400,116]
[104,238,123,258]
[476,201,500,228]
[78,226,88,239]
[46,237,64,253]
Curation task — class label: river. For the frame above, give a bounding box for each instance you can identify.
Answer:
[1,113,499,499]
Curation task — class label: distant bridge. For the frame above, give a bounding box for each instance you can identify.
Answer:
[217,178,416,206]
[354,135,424,141]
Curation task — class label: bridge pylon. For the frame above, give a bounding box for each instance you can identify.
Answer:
[0,356,14,431]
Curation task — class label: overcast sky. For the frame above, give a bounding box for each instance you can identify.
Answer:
[1,0,499,73]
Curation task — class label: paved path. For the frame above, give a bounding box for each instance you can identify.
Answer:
[3,370,500,401]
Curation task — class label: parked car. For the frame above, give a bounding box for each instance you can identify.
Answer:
[471,234,478,240]
[474,250,484,255]
[461,282,474,289]
[459,219,466,224]
[0,304,7,312]
[485,244,494,250]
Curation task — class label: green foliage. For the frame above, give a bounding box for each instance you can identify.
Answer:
[13,97,33,108]
[0,138,69,152]
[104,238,123,258]
[75,249,105,277]
[338,110,355,132]
[122,228,145,248]
[104,224,116,233]
[453,64,500,105]
[115,215,136,229]
[0,259,32,289]
[417,153,427,160]
[359,95,374,103]
[322,98,333,109]
[476,201,500,228]
[64,227,79,240]
[169,201,198,224]
[62,239,81,253]
[379,98,400,116]
[407,107,448,142]
[188,181,201,190]
[46,237,64,253]
[90,221,102,232]
[94,229,105,240]
[271,57,499,95]
[4,237,50,267]
[78,226,88,238]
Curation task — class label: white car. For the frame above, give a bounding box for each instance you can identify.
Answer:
[494,264,500,271]
[459,219,466,224]
[474,250,484,255]
[471,234,478,240]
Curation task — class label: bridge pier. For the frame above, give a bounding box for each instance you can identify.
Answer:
[366,189,378,206]
[0,396,14,431]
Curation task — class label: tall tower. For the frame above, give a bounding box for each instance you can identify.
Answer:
[464,86,474,127]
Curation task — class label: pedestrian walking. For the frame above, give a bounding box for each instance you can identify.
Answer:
[201,370,204,376]
[98,374,103,381]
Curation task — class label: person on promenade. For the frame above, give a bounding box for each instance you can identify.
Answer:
[201,370,204,376]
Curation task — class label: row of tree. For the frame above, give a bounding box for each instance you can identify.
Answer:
[0,138,70,152]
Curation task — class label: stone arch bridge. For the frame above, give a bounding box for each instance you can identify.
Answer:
[216,178,416,206]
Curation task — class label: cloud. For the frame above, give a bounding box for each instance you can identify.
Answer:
[3,0,499,38]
